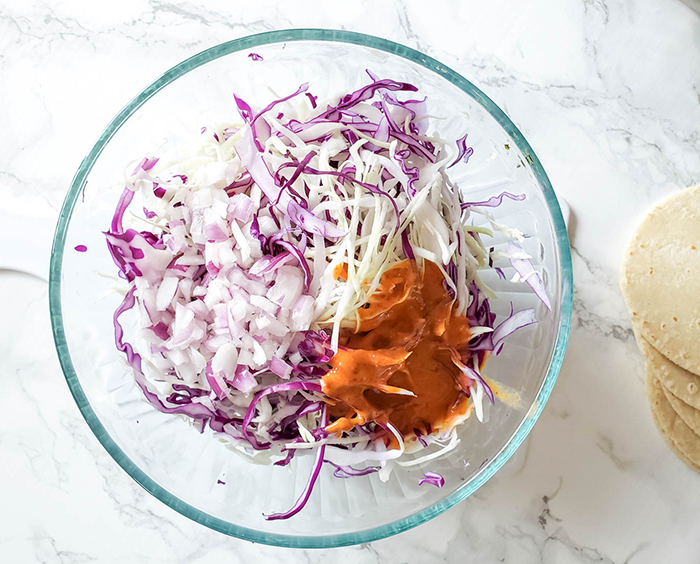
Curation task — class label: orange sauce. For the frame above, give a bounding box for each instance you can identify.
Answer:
[322,260,474,446]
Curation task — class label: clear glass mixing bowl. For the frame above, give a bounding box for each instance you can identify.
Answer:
[49,29,573,548]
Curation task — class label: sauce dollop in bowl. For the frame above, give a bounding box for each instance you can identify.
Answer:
[50,30,573,547]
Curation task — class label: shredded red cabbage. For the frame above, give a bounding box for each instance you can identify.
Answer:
[242,381,323,450]
[323,459,381,479]
[505,243,552,311]
[448,133,474,168]
[317,78,418,120]
[264,439,326,520]
[418,471,445,488]
[297,330,333,363]
[461,191,526,210]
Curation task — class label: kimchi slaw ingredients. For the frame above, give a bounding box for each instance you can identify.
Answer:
[105,73,545,520]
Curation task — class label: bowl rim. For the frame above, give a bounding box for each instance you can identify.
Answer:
[49,28,573,549]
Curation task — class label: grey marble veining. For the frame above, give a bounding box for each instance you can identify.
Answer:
[1,1,699,562]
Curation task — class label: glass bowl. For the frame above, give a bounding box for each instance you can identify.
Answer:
[49,29,573,548]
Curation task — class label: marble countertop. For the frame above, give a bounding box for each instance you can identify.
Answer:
[2,1,700,562]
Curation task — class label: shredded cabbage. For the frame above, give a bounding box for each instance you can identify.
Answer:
[105,73,547,520]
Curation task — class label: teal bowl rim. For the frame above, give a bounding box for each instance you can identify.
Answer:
[49,28,573,549]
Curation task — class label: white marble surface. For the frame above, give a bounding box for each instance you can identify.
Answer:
[2,0,700,562]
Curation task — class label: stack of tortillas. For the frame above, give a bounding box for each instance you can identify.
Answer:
[621,185,700,471]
